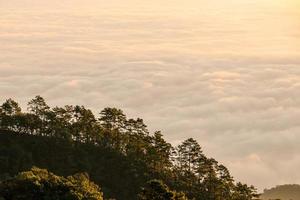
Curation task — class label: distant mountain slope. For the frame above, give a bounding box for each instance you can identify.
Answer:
[261,184,300,200]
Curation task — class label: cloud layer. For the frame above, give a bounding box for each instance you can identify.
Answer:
[1,0,300,191]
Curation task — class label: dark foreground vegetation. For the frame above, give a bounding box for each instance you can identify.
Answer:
[0,96,259,200]
[0,167,104,200]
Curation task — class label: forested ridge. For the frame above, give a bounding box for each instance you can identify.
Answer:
[0,96,259,200]
[261,184,300,200]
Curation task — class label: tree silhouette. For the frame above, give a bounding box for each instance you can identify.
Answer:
[0,96,259,200]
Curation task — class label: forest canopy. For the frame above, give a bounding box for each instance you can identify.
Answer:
[0,96,259,200]
[0,167,103,200]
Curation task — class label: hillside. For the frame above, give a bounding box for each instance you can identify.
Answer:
[0,130,140,199]
[261,185,300,200]
[0,96,258,200]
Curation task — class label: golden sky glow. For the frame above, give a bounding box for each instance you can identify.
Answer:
[0,0,300,191]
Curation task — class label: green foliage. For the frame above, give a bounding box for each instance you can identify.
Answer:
[1,99,21,116]
[0,167,103,200]
[138,180,188,200]
[0,96,258,200]
[233,182,259,200]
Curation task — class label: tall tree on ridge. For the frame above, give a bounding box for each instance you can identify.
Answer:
[0,99,22,131]
[147,131,172,174]
[99,107,126,131]
[98,108,127,150]
[27,96,51,135]
[1,98,21,116]
[176,138,203,174]
[72,105,98,143]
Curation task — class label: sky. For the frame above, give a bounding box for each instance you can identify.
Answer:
[1,0,300,191]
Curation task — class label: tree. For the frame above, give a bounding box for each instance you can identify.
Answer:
[176,138,203,174]
[138,180,188,200]
[51,105,74,139]
[232,182,259,200]
[1,99,21,116]
[98,108,127,151]
[147,131,172,174]
[27,96,50,117]
[0,99,22,131]
[0,167,103,200]
[72,105,98,143]
[125,118,148,135]
[99,108,126,131]
[27,96,51,135]
[124,118,151,158]
[216,164,235,198]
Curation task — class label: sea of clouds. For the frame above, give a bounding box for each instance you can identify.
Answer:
[0,0,300,191]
